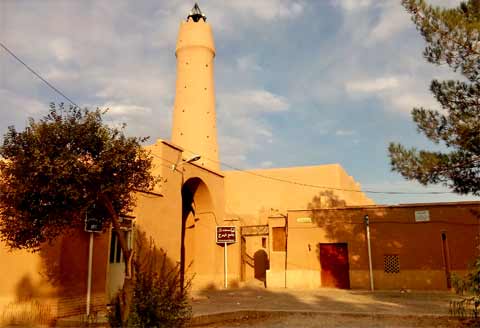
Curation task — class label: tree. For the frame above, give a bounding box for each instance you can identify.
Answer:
[389,0,480,195]
[0,103,156,320]
[391,1,480,318]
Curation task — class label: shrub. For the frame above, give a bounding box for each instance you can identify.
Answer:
[450,257,480,319]
[108,231,192,327]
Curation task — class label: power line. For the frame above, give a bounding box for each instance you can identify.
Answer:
[175,146,458,195]
[2,42,475,196]
[0,42,79,107]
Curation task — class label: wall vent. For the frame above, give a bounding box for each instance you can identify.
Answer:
[384,254,400,273]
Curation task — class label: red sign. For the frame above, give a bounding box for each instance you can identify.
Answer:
[216,226,236,244]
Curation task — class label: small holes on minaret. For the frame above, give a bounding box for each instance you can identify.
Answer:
[205,64,208,67]
[204,87,207,91]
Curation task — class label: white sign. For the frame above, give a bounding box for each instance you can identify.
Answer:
[415,210,430,222]
[296,217,312,223]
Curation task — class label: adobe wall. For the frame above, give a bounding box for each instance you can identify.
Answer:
[280,202,479,290]
[56,230,110,318]
[0,228,109,322]
[0,244,57,322]
[224,164,374,226]
[134,139,237,290]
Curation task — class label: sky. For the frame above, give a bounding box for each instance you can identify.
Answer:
[0,0,478,205]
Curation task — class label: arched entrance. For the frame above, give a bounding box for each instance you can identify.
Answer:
[254,249,269,287]
[180,177,215,289]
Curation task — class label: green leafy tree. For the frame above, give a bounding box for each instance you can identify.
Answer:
[391,0,480,318]
[0,103,156,320]
[389,0,480,195]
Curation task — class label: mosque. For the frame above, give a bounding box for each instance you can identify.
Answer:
[0,3,479,319]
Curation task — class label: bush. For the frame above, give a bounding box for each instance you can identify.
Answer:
[450,257,480,319]
[108,231,192,327]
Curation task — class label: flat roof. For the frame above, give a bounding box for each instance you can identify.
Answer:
[288,200,480,212]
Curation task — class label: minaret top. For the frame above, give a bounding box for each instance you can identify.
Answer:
[187,3,206,22]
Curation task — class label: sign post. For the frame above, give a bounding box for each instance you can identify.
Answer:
[84,211,103,317]
[224,242,228,288]
[216,226,236,289]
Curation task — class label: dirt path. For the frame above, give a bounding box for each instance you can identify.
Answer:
[197,312,473,328]
[190,287,477,327]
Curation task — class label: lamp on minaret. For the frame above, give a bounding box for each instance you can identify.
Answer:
[171,3,220,171]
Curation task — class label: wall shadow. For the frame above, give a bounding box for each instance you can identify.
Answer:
[307,190,370,287]
[134,228,177,277]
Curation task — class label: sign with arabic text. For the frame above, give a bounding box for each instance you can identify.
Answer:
[415,210,430,222]
[216,226,236,244]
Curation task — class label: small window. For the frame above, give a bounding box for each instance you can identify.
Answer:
[272,227,286,252]
[262,237,267,248]
[109,230,132,263]
[384,254,400,273]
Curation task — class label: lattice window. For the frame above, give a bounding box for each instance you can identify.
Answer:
[384,255,400,273]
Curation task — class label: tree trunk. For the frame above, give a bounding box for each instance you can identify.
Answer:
[99,193,134,324]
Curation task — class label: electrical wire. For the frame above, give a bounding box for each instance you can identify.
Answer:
[288,219,479,227]
[172,145,462,195]
[3,42,478,197]
[0,42,79,108]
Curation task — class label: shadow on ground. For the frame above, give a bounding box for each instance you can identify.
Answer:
[192,286,460,317]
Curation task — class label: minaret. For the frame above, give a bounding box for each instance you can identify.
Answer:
[171,3,220,171]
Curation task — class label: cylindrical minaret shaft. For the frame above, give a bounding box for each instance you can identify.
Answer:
[171,4,219,171]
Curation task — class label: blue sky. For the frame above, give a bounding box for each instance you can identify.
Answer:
[1,0,478,204]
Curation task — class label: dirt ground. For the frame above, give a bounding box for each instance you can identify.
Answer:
[190,287,478,327]
[197,312,477,328]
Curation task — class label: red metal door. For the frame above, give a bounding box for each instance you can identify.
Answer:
[319,243,350,289]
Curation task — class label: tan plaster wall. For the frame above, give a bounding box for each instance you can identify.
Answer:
[0,228,110,319]
[0,245,56,316]
[171,19,219,171]
[224,164,374,226]
[282,203,480,290]
[134,140,236,290]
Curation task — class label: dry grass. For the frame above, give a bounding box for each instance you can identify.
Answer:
[0,300,55,327]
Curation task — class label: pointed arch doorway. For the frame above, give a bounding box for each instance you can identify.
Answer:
[180,177,216,289]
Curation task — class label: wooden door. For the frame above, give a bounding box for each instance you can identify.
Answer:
[319,243,350,289]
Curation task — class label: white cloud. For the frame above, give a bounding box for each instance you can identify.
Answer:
[333,0,372,12]
[0,89,44,116]
[102,103,152,117]
[368,2,411,43]
[217,89,289,167]
[219,89,289,113]
[49,39,74,62]
[344,75,442,114]
[388,92,440,114]
[345,77,399,93]
[260,160,273,168]
[223,0,304,21]
[236,55,262,72]
[335,129,355,136]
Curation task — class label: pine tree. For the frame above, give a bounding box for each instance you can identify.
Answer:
[389,0,480,195]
